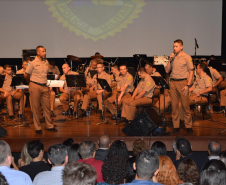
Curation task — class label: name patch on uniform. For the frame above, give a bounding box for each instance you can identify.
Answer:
[146,82,150,86]
[190,59,193,63]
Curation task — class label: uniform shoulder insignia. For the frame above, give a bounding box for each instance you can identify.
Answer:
[208,78,211,82]
[109,76,111,79]
[146,81,150,86]
[190,58,193,63]
[28,63,30,66]
[128,76,131,80]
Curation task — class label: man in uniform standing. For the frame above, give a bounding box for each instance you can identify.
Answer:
[122,68,155,123]
[80,62,111,118]
[59,63,82,116]
[105,64,134,120]
[25,45,57,134]
[165,39,194,133]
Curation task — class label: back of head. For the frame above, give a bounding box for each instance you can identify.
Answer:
[136,150,159,180]
[79,141,96,159]
[63,162,97,185]
[157,155,181,185]
[27,140,44,159]
[48,144,68,166]
[200,169,226,185]
[151,141,167,156]
[99,134,111,148]
[106,140,128,160]
[102,156,128,184]
[21,142,32,165]
[173,136,184,153]
[132,138,147,157]
[63,138,74,151]
[0,140,11,165]
[68,143,80,163]
[202,159,226,172]
[177,138,192,156]
[208,141,222,156]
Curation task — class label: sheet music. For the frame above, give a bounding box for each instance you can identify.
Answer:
[47,80,64,87]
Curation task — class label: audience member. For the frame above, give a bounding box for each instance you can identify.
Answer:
[220,151,226,166]
[19,140,51,181]
[17,142,32,168]
[202,159,226,172]
[177,158,199,185]
[106,140,129,160]
[68,143,80,163]
[132,138,147,157]
[151,141,167,156]
[174,138,208,171]
[208,141,221,160]
[0,140,32,185]
[33,144,68,185]
[63,162,97,185]
[62,138,74,151]
[126,157,136,183]
[0,172,9,185]
[95,134,111,162]
[157,155,181,185]
[124,150,162,185]
[97,156,128,185]
[77,140,104,182]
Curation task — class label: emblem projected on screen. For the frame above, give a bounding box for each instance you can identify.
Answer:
[45,0,145,42]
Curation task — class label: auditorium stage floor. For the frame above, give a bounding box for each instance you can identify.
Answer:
[1,105,226,152]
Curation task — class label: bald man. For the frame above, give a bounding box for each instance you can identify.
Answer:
[95,134,111,161]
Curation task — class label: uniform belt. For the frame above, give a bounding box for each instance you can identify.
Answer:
[31,81,47,86]
[170,78,187,81]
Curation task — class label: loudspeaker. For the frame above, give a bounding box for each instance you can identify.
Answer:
[122,107,163,136]
[0,126,7,137]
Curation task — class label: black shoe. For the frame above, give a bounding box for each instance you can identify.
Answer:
[99,113,103,120]
[36,130,43,134]
[51,111,56,117]
[111,114,120,120]
[9,115,15,120]
[18,114,27,120]
[187,128,193,134]
[173,128,180,133]
[46,127,58,132]
[80,110,87,118]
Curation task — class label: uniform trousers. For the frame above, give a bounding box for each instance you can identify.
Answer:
[220,90,226,106]
[153,89,171,113]
[105,92,131,115]
[59,90,82,111]
[170,80,192,128]
[29,82,54,130]
[81,90,109,111]
[122,96,152,121]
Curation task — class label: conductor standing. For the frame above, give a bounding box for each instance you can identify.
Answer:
[25,45,57,134]
[165,39,194,133]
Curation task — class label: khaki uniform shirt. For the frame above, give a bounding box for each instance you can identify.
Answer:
[137,75,155,98]
[16,68,26,74]
[49,66,60,75]
[93,71,111,90]
[170,51,194,79]
[85,66,97,82]
[192,73,212,95]
[117,72,134,93]
[0,66,4,75]
[209,67,221,85]
[111,71,120,90]
[2,75,13,92]
[26,56,49,84]
[150,69,161,77]
[60,71,79,90]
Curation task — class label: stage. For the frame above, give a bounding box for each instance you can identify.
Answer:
[1,103,226,153]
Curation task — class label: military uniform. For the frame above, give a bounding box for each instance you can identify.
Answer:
[84,66,97,85]
[48,66,60,76]
[81,71,111,111]
[169,51,194,129]
[16,68,26,74]
[105,72,134,115]
[59,71,82,112]
[0,75,25,116]
[122,75,155,121]
[25,56,54,131]
[0,66,3,75]
[150,69,161,77]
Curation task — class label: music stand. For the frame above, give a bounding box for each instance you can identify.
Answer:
[66,74,86,119]
[89,70,97,78]
[96,79,112,125]
[47,74,55,80]
[10,76,30,127]
[153,65,166,79]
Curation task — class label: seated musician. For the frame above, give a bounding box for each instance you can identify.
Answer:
[16,61,28,74]
[105,64,134,120]
[179,63,212,120]
[80,62,111,119]
[48,60,60,79]
[59,63,82,116]
[145,63,161,77]
[85,59,97,85]
[0,65,26,120]
[122,68,155,124]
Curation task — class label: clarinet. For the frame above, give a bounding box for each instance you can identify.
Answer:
[116,93,118,124]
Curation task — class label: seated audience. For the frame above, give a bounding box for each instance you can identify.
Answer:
[124,150,162,185]
[95,134,111,162]
[126,157,136,183]
[177,158,199,185]
[68,143,80,163]
[202,159,226,172]
[151,141,167,156]
[106,140,129,160]
[62,138,74,151]
[208,141,222,160]
[33,144,68,185]
[19,140,51,181]
[132,138,147,158]
[174,138,208,171]
[97,156,128,185]
[0,140,32,185]
[157,155,181,185]
[63,162,97,185]
[220,151,226,166]
[77,140,104,182]
[0,172,9,185]
[17,142,32,168]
